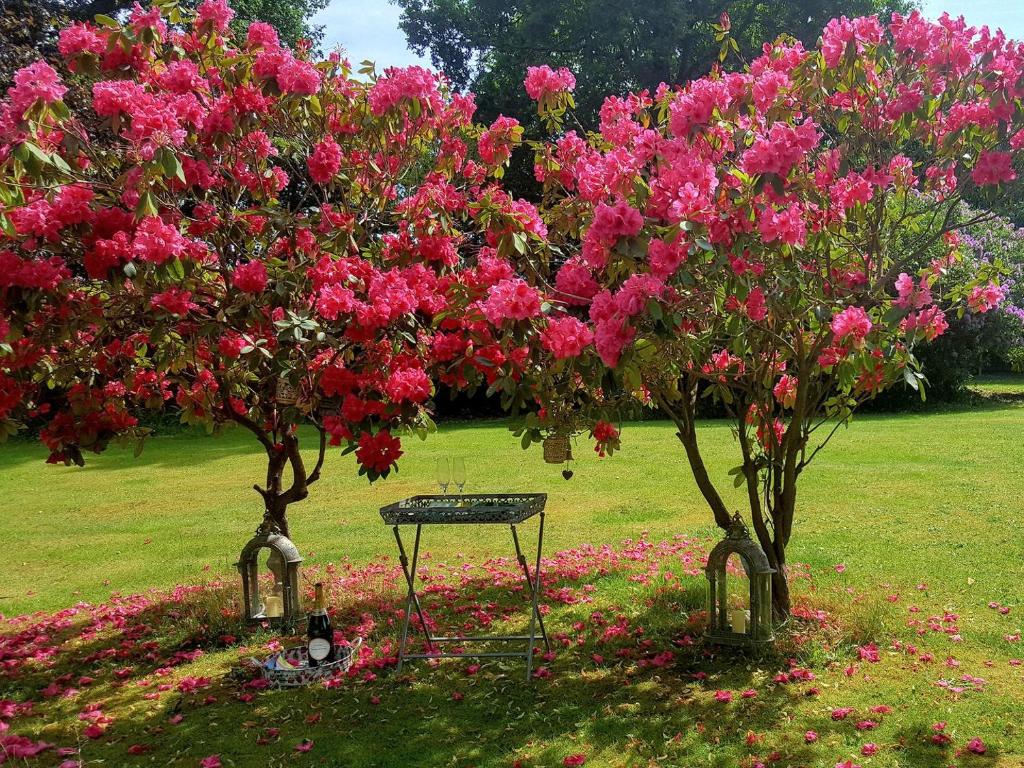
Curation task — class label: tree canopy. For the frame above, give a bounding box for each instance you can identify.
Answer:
[0,0,543,534]
[394,0,910,125]
[467,14,1023,615]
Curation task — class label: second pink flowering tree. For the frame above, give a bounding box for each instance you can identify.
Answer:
[481,17,1023,618]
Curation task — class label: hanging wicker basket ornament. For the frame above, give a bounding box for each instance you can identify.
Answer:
[542,435,573,464]
[275,377,298,406]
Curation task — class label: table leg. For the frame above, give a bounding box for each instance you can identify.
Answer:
[393,524,431,674]
[513,511,548,680]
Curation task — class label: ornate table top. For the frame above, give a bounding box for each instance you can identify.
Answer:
[379,494,547,525]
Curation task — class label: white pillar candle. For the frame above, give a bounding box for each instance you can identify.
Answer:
[730,608,747,634]
[264,595,283,618]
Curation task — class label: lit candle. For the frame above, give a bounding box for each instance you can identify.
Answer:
[730,608,747,634]
[264,595,283,618]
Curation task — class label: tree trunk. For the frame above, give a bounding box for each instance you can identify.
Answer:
[771,568,791,621]
[251,427,328,539]
[264,496,290,538]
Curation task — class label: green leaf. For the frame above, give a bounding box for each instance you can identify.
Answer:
[159,149,185,182]
[94,14,119,27]
[135,191,159,219]
[902,367,919,391]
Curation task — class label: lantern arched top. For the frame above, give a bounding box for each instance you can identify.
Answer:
[237,531,303,570]
[705,514,774,578]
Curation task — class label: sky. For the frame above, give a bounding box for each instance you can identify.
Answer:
[312,1,428,69]
[312,1,1024,72]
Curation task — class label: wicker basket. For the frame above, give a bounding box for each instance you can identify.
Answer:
[542,435,572,464]
[259,638,361,687]
[275,377,298,406]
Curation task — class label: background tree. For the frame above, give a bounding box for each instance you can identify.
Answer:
[466,14,1023,619]
[0,0,327,74]
[0,0,543,537]
[394,0,910,196]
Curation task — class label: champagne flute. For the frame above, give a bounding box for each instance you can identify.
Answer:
[435,457,451,495]
[451,457,466,502]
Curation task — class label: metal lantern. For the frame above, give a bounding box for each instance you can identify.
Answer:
[704,513,775,647]
[237,524,304,628]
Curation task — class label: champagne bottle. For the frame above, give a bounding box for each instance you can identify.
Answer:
[306,583,335,667]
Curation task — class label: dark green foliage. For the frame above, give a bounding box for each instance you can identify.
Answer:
[394,0,910,195]
[395,0,911,124]
[0,0,328,60]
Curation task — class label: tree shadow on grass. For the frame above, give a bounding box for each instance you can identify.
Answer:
[0,539,834,768]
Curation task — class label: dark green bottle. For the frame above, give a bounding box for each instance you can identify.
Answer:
[306,583,335,667]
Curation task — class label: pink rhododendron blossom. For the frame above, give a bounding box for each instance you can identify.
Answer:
[894,272,932,309]
[150,288,197,317]
[830,306,872,344]
[478,115,521,166]
[745,287,768,321]
[8,61,66,114]
[542,316,594,359]
[245,21,279,49]
[385,367,431,404]
[592,316,635,368]
[368,66,441,115]
[902,306,948,341]
[972,151,1016,186]
[481,278,542,324]
[967,283,1005,313]
[308,138,342,184]
[276,58,322,95]
[555,260,600,305]
[758,203,807,246]
[232,261,267,293]
[196,0,234,32]
[58,23,106,58]
[773,375,798,408]
[355,431,402,473]
[132,216,189,265]
[524,65,576,100]
[590,200,644,243]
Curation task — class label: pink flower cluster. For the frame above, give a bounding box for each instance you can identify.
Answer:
[384,367,431,404]
[542,316,593,359]
[368,66,441,116]
[968,283,1005,313]
[524,65,576,101]
[308,138,342,184]
[8,61,66,115]
[830,306,872,344]
[481,278,542,325]
[196,0,235,32]
[232,261,267,293]
[742,120,820,178]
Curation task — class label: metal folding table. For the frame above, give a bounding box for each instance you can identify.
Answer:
[380,494,550,680]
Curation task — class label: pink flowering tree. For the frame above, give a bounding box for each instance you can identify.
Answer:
[0,1,547,536]
[478,14,1022,618]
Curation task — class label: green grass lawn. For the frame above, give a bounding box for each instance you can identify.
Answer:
[2,406,1023,616]
[2,406,1024,767]
[969,372,1024,397]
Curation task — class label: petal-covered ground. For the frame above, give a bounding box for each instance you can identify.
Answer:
[1,534,1021,767]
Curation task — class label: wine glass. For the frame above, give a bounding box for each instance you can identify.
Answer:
[451,457,466,500]
[435,457,451,494]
